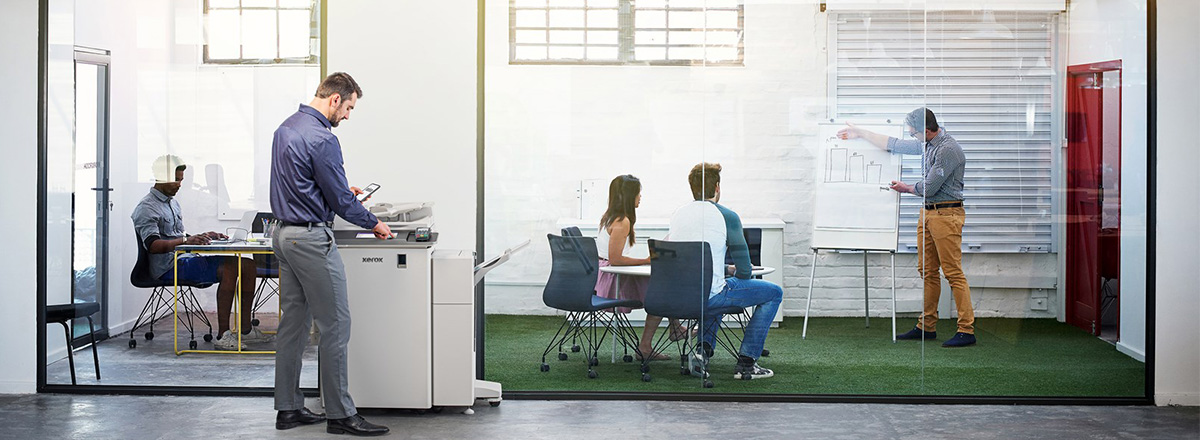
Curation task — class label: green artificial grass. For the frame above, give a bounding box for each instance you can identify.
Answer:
[483,315,1145,396]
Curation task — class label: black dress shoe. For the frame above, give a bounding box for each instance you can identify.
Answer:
[276,407,326,430]
[896,326,937,340]
[327,414,390,436]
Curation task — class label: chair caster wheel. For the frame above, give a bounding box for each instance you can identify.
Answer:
[128,339,137,349]
[203,334,213,343]
[145,332,154,341]
[642,373,652,382]
[431,406,444,414]
[189,340,198,350]
[640,365,650,373]
[540,363,550,372]
[571,345,581,353]
[587,370,597,379]
[588,357,599,367]
[251,318,260,327]
[703,380,714,388]
[623,355,633,363]
[761,349,770,357]
[490,400,501,407]
[680,368,690,376]
[558,353,568,361]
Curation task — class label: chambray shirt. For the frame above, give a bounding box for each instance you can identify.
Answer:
[270,104,378,230]
[887,129,966,203]
[131,188,188,278]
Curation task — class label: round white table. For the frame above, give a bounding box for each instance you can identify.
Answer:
[599,265,776,277]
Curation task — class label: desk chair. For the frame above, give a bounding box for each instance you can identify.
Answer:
[643,239,745,388]
[540,234,643,379]
[559,226,584,354]
[248,212,279,328]
[46,302,101,385]
[128,235,214,350]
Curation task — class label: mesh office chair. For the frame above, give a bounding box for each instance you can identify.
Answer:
[558,226,584,354]
[540,234,644,379]
[248,212,279,327]
[643,239,746,387]
[128,235,214,350]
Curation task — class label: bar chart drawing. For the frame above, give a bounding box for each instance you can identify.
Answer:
[824,147,884,185]
[812,122,904,251]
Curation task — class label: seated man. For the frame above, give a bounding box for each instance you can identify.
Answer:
[131,155,272,350]
[668,162,783,380]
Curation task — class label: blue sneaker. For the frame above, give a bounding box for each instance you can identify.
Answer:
[896,326,937,340]
[942,332,977,348]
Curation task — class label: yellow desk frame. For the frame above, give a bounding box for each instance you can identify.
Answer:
[173,245,277,355]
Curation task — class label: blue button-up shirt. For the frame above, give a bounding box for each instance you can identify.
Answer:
[886,129,966,203]
[270,104,378,229]
[131,188,188,278]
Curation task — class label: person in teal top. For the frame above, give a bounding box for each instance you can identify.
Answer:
[669,162,784,380]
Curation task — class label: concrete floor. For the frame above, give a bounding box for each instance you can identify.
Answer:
[46,314,317,387]
[0,394,1195,439]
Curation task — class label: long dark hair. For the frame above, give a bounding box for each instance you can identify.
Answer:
[599,174,641,246]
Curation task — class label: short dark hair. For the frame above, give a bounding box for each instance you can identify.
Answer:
[315,72,363,101]
[688,162,722,201]
[906,107,939,133]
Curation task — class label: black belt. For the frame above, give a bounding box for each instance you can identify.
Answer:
[279,220,333,228]
[924,201,963,210]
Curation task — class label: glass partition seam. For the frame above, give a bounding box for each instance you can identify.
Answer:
[36,0,49,393]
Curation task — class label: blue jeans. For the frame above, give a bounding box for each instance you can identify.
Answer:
[702,277,783,360]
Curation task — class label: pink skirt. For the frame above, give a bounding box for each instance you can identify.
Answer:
[595,259,648,314]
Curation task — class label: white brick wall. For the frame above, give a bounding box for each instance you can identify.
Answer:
[481,0,1057,320]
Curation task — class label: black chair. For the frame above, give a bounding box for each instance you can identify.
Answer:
[540,234,644,379]
[559,226,584,353]
[643,239,746,388]
[45,302,101,385]
[249,212,279,327]
[128,235,215,350]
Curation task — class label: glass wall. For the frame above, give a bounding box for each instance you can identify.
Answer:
[483,0,1147,397]
[43,0,322,388]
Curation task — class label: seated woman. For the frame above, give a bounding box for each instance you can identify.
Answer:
[594,174,686,360]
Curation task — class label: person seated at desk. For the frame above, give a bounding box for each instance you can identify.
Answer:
[594,175,687,361]
[131,155,272,350]
[668,162,782,380]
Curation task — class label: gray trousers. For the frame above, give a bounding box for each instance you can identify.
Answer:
[273,225,356,418]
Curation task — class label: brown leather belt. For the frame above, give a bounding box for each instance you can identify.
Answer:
[924,201,963,210]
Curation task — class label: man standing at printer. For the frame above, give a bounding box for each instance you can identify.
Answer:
[838,108,976,348]
[270,72,393,436]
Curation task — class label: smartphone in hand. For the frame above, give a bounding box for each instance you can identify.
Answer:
[357,183,381,202]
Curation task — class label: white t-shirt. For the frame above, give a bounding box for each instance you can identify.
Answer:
[667,201,730,297]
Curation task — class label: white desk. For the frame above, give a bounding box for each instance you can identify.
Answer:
[600,265,776,278]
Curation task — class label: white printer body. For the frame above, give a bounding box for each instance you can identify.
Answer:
[334,202,505,410]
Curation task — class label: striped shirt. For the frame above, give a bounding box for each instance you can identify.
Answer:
[887,129,966,203]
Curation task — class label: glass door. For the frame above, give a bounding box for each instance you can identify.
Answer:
[72,49,111,343]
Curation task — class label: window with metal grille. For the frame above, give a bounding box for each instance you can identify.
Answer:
[204,0,320,65]
[829,10,1059,253]
[510,0,743,65]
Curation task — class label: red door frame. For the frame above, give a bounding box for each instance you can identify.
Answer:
[1065,60,1122,336]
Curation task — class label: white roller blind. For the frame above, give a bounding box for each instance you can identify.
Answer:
[830,10,1058,253]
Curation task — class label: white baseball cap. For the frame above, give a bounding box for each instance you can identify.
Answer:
[151,154,187,183]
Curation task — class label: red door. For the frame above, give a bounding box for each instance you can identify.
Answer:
[1065,61,1122,336]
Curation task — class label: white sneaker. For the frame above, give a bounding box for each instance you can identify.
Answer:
[240,326,275,343]
[214,330,247,351]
